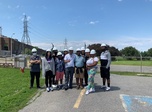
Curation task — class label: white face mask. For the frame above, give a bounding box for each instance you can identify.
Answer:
[33,53,37,56]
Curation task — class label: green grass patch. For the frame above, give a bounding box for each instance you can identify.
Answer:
[111,71,152,77]
[0,68,44,112]
[111,60,152,66]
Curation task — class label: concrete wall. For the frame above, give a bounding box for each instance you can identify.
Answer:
[0,35,45,56]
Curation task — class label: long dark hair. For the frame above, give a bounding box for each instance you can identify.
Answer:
[45,51,52,60]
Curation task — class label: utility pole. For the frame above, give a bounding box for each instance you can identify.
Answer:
[64,38,68,49]
[11,33,15,58]
[84,42,86,49]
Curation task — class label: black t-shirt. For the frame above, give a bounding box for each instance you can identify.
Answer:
[30,55,41,72]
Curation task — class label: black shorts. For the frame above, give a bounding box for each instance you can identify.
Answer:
[100,67,110,79]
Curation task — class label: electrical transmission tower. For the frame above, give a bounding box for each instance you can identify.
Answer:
[64,38,68,49]
[21,15,31,45]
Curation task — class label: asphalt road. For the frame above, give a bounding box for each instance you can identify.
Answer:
[110,65,152,73]
[19,73,152,112]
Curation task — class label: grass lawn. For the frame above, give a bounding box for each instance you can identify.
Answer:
[0,68,44,112]
[111,60,152,66]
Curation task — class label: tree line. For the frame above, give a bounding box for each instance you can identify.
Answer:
[88,43,152,60]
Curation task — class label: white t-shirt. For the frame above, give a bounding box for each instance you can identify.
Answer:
[86,57,99,66]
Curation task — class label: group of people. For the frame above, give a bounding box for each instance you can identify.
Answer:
[29,43,111,95]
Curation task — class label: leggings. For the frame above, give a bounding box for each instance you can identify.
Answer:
[87,68,97,90]
[45,70,53,87]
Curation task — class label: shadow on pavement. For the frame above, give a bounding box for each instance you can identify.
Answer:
[94,84,120,93]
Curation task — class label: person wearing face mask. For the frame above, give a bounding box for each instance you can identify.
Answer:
[100,43,111,91]
[42,49,55,92]
[29,48,41,89]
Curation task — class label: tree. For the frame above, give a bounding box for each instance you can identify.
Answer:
[88,43,101,56]
[108,46,121,56]
[120,46,139,60]
[25,48,31,55]
[87,43,121,57]
[147,48,152,57]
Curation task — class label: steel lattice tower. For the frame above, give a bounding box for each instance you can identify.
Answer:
[64,38,68,49]
[21,15,31,45]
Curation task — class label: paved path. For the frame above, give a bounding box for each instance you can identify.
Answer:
[19,73,152,112]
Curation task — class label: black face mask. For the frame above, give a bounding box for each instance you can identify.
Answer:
[54,52,57,56]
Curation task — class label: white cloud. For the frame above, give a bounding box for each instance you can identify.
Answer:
[32,36,152,52]
[89,21,99,25]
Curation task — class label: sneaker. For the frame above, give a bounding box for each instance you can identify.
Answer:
[56,85,60,90]
[90,88,95,92]
[65,87,68,91]
[52,85,57,88]
[106,87,110,91]
[69,87,73,89]
[80,86,84,89]
[76,85,80,90]
[85,90,90,95]
[46,87,50,92]
[37,86,41,89]
[101,85,106,89]
[84,86,88,89]
[50,87,54,91]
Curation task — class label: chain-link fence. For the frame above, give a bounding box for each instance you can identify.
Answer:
[0,56,152,73]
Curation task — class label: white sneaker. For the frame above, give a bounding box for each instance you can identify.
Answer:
[106,87,110,91]
[101,85,106,89]
[85,90,90,95]
[46,87,50,92]
[52,85,57,88]
[50,87,54,91]
[84,86,88,89]
[90,88,95,92]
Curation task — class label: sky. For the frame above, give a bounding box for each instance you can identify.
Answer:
[1,0,152,51]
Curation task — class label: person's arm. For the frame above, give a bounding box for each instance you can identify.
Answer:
[52,58,55,75]
[64,55,70,63]
[29,59,36,64]
[87,57,98,67]
[35,56,41,64]
[87,61,98,67]
[106,52,111,68]
[42,58,45,77]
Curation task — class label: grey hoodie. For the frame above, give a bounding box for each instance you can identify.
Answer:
[42,57,55,77]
